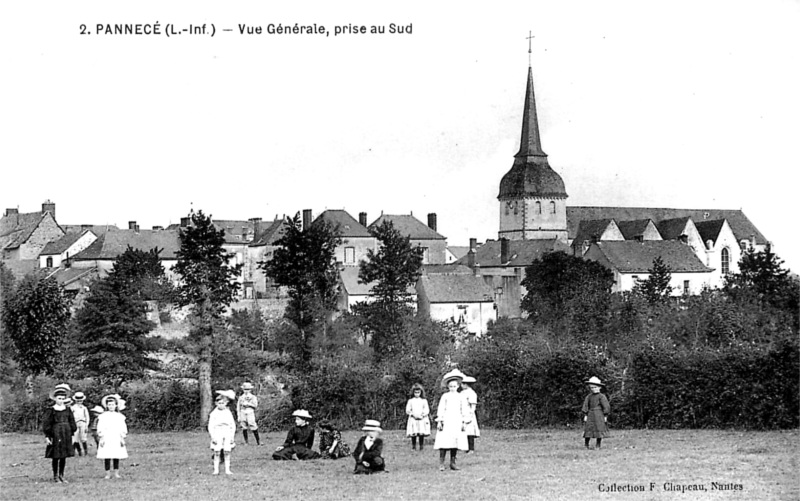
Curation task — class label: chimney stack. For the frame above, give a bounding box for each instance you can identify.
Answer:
[42,200,56,220]
[469,238,477,251]
[427,213,437,232]
[359,212,368,227]
[180,217,190,228]
[4,208,18,225]
[467,237,477,269]
[302,209,312,231]
[152,225,163,231]
[128,221,137,230]
[500,238,510,265]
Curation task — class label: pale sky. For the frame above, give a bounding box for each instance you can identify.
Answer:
[2,1,799,272]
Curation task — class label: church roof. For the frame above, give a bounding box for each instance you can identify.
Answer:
[566,207,767,245]
[656,217,692,240]
[369,214,445,240]
[454,239,570,268]
[616,219,656,240]
[315,210,372,238]
[694,219,726,245]
[589,241,712,273]
[573,219,616,244]
[498,67,567,200]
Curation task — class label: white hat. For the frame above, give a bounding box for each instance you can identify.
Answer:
[461,375,477,384]
[101,394,127,411]
[292,409,313,420]
[585,376,605,387]
[73,392,86,401]
[216,390,236,401]
[361,419,382,432]
[241,382,254,390]
[90,406,105,414]
[441,369,466,388]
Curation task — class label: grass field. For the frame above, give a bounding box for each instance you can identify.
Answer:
[1,428,797,500]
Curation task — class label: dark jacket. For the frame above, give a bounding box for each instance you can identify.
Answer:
[282,425,315,449]
[352,436,385,473]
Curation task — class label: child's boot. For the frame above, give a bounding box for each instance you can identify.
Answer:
[411,437,417,450]
[438,450,446,471]
[114,469,120,479]
[82,442,89,455]
[419,437,424,451]
[74,443,82,456]
[450,450,460,471]
[242,430,249,445]
[253,430,261,446]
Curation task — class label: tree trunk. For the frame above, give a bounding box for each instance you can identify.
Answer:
[198,323,213,427]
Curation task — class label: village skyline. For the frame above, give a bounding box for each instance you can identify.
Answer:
[2,1,798,272]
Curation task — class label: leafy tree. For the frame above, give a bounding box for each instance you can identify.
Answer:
[260,213,341,363]
[521,251,614,339]
[354,220,424,359]
[227,308,269,351]
[632,256,673,304]
[1,273,70,396]
[70,247,164,387]
[173,210,242,425]
[0,262,17,382]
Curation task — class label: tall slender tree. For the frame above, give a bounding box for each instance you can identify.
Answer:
[633,256,673,304]
[173,210,242,425]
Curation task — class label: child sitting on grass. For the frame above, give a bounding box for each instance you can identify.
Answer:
[352,420,386,474]
[318,420,351,459]
[209,390,237,475]
[273,409,320,460]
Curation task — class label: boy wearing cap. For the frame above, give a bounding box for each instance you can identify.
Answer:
[71,392,90,456]
[582,376,610,450]
[209,390,237,475]
[237,382,260,445]
[352,420,386,474]
[272,410,320,460]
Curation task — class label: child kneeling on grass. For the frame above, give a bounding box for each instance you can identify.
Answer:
[352,420,386,474]
[209,390,237,475]
[582,376,610,450]
[273,409,320,460]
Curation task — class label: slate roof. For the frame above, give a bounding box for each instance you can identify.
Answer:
[420,264,473,275]
[590,241,712,273]
[213,219,256,244]
[369,214,445,240]
[42,266,100,289]
[694,219,726,245]
[40,231,90,256]
[616,219,656,240]
[1,259,38,280]
[62,224,119,235]
[0,212,53,250]
[656,217,692,240]
[339,266,416,296]
[453,239,570,268]
[72,230,181,260]
[573,219,616,244]
[447,246,470,260]
[567,207,767,245]
[418,274,495,303]
[250,220,288,247]
[315,210,372,238]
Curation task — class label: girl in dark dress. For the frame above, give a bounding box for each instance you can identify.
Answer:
[43,384,78,482]
[318,420,351,459]
[582,376,610,450]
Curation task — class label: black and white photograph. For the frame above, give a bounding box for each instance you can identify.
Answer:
[1,1,798,499]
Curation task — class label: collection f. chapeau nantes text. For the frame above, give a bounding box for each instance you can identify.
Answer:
[79,23,413,38]
[598,482,744,494]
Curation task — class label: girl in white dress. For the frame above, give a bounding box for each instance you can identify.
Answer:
[433,370,470,471]
[405,383,431,451]
[96,394,128,479]
[460,375,480,453]
[208,390,237,475]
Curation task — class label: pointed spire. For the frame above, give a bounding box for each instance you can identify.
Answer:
[515,66,547,159]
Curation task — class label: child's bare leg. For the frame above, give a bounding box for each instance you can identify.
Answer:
[213,451,220,474]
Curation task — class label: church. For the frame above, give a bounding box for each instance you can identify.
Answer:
[457,61,769,317]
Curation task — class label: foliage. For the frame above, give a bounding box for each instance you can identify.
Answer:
[110,245,175,305]
[1,273,70,377]
[0,262,17,383]
[632,256,673,303]
[521,251,614,339]
[227,308,269,351]
[260,213,341,363]
[173,209,242,426]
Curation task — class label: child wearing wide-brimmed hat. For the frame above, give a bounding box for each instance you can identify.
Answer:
[460,375,480,454]
[582,376,610,450]
[209,390,237,475]
[89,405,104,448]
[237,382,260,445]
[352,420,386,474]
[433,370,470,471]
[405,383,431,451]
[272,409,320,460]
[70,392,90,456]
[96,394,128,479]
[43,383,78,482]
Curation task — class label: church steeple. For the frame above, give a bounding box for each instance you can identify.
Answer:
[516,66,547,159]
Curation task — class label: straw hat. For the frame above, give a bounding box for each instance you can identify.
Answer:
[49,384,71,401]
[292,409,313,420]
[73,392,86,401]
[241,382,254,390]
[216,390,236,401]
[101,394,127,411]
[361,419,382,432]
[440,369,466,388]
[585,376,605,387]
[461,375,477,384]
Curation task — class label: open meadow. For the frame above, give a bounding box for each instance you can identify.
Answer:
[0,428,797,501]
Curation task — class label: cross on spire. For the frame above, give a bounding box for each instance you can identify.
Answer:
[526,31,534,66]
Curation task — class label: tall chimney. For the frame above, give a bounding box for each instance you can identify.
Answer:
[4,208,18,226]
[500,238,510,265]
[469,238,477,251]
[152,225,163,231]
[467,249,476,269]
[180,217,190,228]
[128,221,137,230]
[302,209,312,231]
[41,200,56,220]
[427,213,437,232]
[359,212,367,227]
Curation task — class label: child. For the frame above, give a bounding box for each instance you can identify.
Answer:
[272,409,320,460]
[96,394,128,479]
[237,382,260,445]
[460,376,480,454]
[582,376,610,450]
[89,405,104,448]
[352,420,386,474]
[70,392,90,457]
[318,419,351,459]
[208,390,237,475]
[405,383,431,451]
[433,370,470,471]
[43,384,77,483]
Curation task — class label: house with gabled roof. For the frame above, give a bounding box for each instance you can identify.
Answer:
[245,218,290,298]
[583,240,714,295]
[571,219,624,256]
[694,218,741,286]
[314,209,376,267]
[416,273,496,336]
[38,229,97,268]
[1,201,63,262]
[368,213,447,264]
[70,226,181,279]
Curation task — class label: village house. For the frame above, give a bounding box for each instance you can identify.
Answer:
[38,229,98,269]
[313,209,376,267]
[1,201,63,265]
[368,213,447,264]
[244,217,289,299]
[416,272,497,336]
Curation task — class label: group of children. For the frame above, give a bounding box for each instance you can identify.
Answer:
[43,373,610,480]
[42,384,128,482]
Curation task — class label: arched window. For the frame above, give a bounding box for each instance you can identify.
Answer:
[721,247,730,275]
[535,201,541,214]
[549,201,556,214]
[46,256,53,268]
